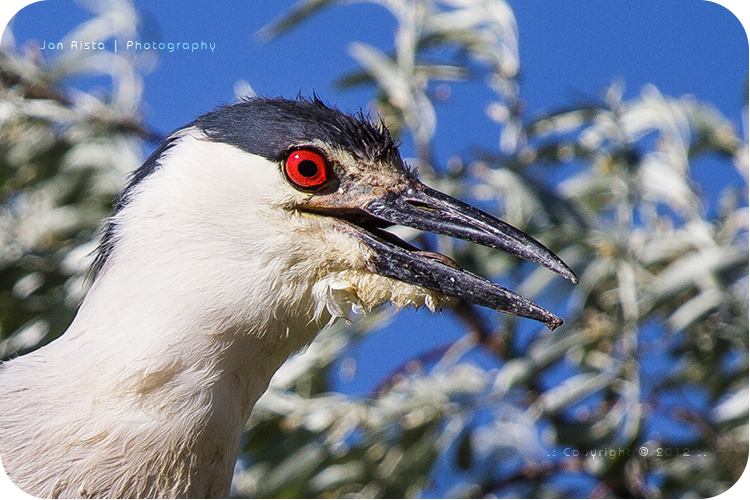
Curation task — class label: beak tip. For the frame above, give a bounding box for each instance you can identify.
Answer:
[550,260,578,285]
[545,315,564,331]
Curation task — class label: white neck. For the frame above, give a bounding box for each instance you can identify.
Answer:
[0,135,335,498]
[40,251,322,498]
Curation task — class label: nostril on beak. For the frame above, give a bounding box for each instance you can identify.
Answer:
[405,199,440,211]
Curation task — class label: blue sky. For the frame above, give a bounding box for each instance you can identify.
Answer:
[1,0,749,496]
[4,1,748,153]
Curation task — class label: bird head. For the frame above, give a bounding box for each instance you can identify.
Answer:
[93,97,576,332]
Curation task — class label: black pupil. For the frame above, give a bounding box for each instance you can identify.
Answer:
[297,159,318,177]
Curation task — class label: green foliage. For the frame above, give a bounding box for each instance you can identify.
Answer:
[1,0,148,357]
[1,0,747,497]
[241,1,748,497]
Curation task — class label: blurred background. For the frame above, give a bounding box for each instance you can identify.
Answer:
[1,0,748,497]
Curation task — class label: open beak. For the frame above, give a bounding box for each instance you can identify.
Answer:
[305,179,577,330]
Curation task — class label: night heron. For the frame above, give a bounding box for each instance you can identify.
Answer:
[0,97,576,498]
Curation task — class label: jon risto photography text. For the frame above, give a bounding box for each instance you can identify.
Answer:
[41,40,216,53]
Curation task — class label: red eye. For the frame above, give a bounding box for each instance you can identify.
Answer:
[285,149,329,190]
